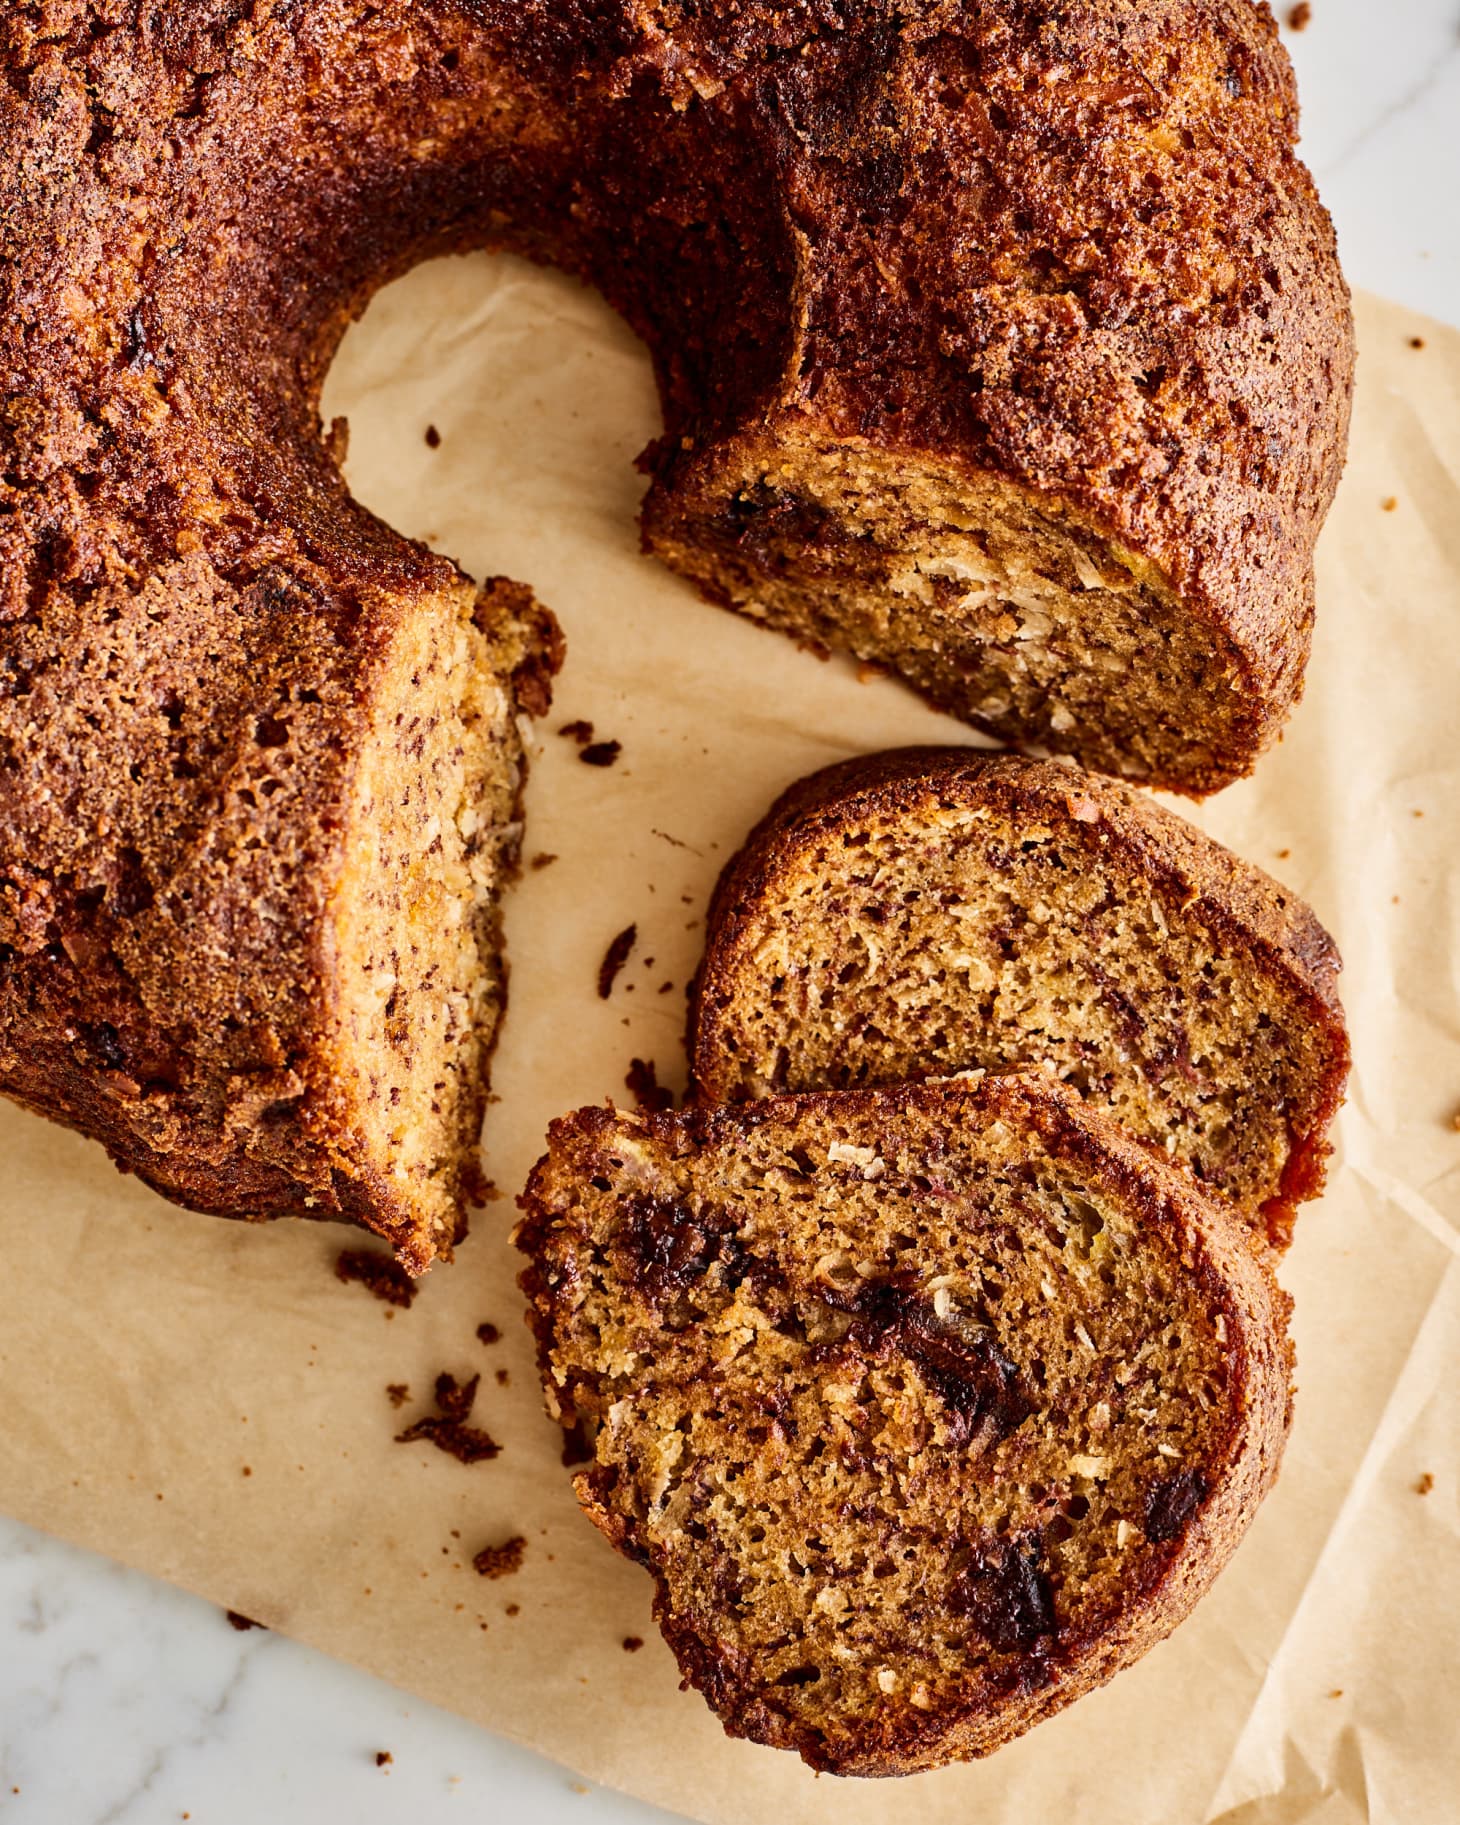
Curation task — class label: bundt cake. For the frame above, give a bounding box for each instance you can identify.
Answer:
[691,748,1349,1248]
[0,2,1348,1264]
[516,1075,1294,1774]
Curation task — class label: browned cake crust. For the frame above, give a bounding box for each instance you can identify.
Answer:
[691,747,1349,1247]
[1,3,1347,1259]
[516,1076,1293,1775]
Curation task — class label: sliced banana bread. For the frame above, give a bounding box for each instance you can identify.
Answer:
[690,748,1349,1249]
[516,1076,1293,1776]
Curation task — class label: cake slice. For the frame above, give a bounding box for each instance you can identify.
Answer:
[516,1076,1293,1776]
[690,748,1348,1248]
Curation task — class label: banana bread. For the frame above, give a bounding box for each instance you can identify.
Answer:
[691,748,1349,1247]
[516,1075,1293,1774]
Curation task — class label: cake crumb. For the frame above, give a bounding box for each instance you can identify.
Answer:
[386,1382,411,1408]
[530,852,558,870]
[622,1635,645,1653]
[1286,2,1311,26]
[476,1322,501,1346]
[598,924,638,998]
[580,739,622,768]
[424,423,441,448]
[1410,336,1426,350]
[1415,1471,1434,1495]
[626,1057,675,1113]
[225,1609,265,1631]
[1382,496,1398,512]
[560,1419,594,1467]
[559,718,594,745]
[433,1370,479,1422]
[376,1750,394,1768]
[395,1371,500,1464]
[473,1535,527,1579]
[336,1248,417,1309]
[1329,1688,1343,1699]
[1276,847,1290,860]
[658,980,674,994]
[495,1368,510,1386]
[505,1603,521,1617]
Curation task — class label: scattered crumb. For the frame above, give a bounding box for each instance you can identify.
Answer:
[505,1603,521,1617]
[1286,2,1311,28]
[376,1750,394,1768]
[560,1419,594,1467]
[1382,496,1398,512]
[651,827,696,853]
[1413,808,1424,818]
[395,1371,500,1463]
[473,1535,527,1579]
[225,1610,266,1632]
[1329,1688,1343,1699]
[625,1057,675,1114]
[570,1782,591,1796]
[424,423,441,448]
[1415,1472,1434,1495]
[433,1370,480,1423]
[336,1248,417,1309]
[241,1465,252,1477]
[495,1368,510,1386]
[476,1322,502,1347]
[658,980,674,995]
[623,1635,645,1653]
[1410,336,1426,350]
[580,739,622,768]
[1276,847,1291,860]
[530,852,558,870]
[386,1382,411,1408]
[598,923,638,998]
[558,718,594,745]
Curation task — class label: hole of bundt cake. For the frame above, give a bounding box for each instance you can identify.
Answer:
[648,445,1255,789]
[330,582,523,1257]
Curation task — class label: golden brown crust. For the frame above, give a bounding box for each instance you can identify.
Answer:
[0,3,1347,1251]
[516,1075,1294,1774]
[689,747,1349,1245]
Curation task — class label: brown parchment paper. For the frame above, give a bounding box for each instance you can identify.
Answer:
[2,266,1457,1825]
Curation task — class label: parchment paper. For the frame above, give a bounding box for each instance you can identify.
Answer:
[1,262,1456,1825]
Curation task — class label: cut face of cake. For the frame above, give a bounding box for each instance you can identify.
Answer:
[691,748,1349,1248]
[516,1076,1293,1775]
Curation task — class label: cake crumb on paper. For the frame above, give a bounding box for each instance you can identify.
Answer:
[598,924,638,998]
[1415,1472,1434,1495]
[473,1535,527,1579]
[336,1248,417,1309]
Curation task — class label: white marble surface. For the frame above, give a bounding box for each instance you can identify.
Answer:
[3,4,1458,1820]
